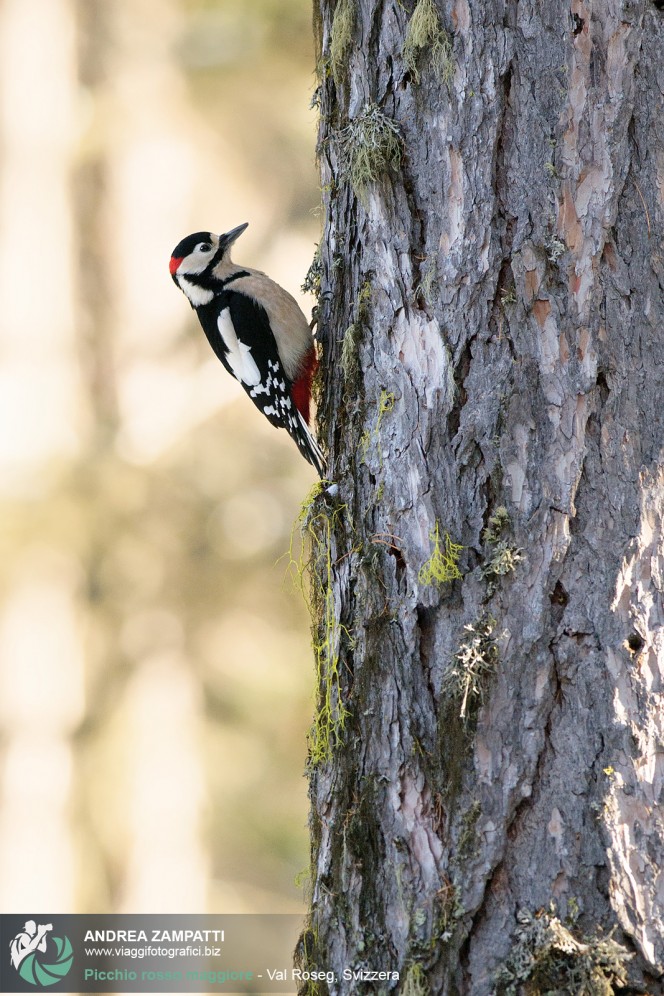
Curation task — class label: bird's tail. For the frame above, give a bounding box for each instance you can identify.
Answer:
[295,411,326,478]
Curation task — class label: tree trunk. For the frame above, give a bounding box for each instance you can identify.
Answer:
[301,0,664,992]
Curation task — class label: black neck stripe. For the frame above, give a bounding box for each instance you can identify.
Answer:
[185,269,251,295]
[220,270,251,287]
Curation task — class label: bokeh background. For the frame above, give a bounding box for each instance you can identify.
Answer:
[0,0,319,917]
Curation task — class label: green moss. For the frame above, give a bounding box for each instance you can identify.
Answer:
[290,483,353,765]
[293,924,325,996]
[335,103,402,201]
[403,0,454,86]
[445,616,498,720]
[341,322,361,383]
[494,907,633,995]
[402,963,430,996]
[377,388,395,425]
[294,865,313,903]
[356,278,372,315]
[329,0,355,87]
[457,800,481,860]
[341,279,372,387]
[418,523,463,586]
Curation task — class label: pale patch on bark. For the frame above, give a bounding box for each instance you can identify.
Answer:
[440,147,464,257]
[603,471,664,972]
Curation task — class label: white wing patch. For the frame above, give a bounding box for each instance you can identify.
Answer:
[217,308,261,386]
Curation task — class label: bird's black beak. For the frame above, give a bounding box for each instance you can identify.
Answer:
[219,222,249,252]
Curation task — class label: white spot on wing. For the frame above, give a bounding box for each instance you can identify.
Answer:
[217,308,261,386]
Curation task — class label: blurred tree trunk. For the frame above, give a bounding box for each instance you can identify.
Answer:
[75,0,120,441]
[302,0,664,992]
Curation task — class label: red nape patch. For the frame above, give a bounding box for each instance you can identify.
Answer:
[291,347,318,424]
[169,256,183,275]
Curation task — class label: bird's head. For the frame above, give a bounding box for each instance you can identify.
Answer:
[169,223,249,304]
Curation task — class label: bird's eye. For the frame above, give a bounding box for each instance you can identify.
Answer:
[196,242,212,253]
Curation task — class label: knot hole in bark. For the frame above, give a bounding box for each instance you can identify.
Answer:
[550,581,569,626]
[596,370,610,404]
[550,581,569,607]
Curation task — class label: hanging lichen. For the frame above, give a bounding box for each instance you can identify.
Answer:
[403,0,454,86]
[416,257,438,307]
[335,103,403,201]
[329,0,356,87]
[444,616,499,720]
[289,483,354,765]
[418,522,463,585]
[301,243,322,297]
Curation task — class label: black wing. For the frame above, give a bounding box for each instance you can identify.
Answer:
[195,291,325,475]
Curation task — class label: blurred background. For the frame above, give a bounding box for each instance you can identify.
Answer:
[0,0,319,916]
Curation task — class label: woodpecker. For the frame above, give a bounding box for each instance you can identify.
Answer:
[170,223,325,476]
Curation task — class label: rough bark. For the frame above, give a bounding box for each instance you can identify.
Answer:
[302,0,664,993]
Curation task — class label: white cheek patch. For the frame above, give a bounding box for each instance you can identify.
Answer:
[177,248,216,275]
[217,308,261,386]
[177,275,214,306]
